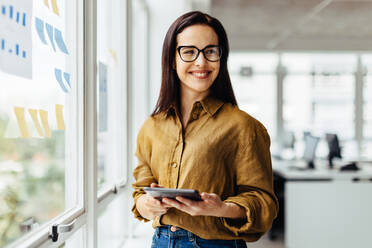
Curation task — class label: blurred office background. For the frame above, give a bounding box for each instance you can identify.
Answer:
[0,0,371,247]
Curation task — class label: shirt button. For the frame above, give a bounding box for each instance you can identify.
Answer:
[171,162,177,168]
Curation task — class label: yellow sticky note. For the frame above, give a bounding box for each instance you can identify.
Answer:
[28,109,44,137]
[51,0,60,16]
[55,104,66,130]
[109,49,117,63]
[44,0,49,8]
[39,110,51,138]
[14,107,30,138]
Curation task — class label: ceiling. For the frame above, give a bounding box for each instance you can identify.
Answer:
[197,0,372,51]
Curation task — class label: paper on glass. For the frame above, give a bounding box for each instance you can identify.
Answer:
[0,0,32,78]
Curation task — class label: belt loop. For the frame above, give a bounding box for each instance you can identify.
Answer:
[156,227,160,238]
[188,230,195,242]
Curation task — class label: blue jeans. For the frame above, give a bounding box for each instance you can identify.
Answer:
[151,225,247,248]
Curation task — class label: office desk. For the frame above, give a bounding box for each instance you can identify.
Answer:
[273,160,372,248]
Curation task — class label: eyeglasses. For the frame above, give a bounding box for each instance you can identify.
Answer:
[177,45,222,62]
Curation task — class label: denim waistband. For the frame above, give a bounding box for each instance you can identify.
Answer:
[155,225,196,239]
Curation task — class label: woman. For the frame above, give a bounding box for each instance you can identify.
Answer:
[132,11,278,248]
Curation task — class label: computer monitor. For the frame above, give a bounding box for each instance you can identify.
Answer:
[282,130,295,149]
[303,134,320,169]
[326,133,342,169]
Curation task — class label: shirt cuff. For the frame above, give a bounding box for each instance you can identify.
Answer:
[221,197,255,236]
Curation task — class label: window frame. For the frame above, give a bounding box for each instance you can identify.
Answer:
[5,0,86,246]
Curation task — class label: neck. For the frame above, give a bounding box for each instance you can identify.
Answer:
[180,87,209,114]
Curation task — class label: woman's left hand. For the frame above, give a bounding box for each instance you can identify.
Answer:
[162,192,229,217]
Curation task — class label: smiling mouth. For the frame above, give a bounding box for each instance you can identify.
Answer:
[189,71,211,79]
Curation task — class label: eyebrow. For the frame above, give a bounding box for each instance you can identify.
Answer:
[177,44,219,49]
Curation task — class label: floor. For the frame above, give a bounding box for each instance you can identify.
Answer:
[123,222,285,248]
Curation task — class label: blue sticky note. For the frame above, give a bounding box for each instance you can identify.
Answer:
[1,6,5,15]
[55,69,69,93]
[46,22,56,51]
[16,12,20,23]
[22,13,26,26]
[54,28,69,54]
[63,72,71,88]
[9,5,13,19]
[1,39,4,50]
[35,17,47,44]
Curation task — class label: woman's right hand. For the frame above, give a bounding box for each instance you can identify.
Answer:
[136,183,172,220]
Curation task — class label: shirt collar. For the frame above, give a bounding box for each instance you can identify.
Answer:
[200,95,224,116]
[165,95,224,118]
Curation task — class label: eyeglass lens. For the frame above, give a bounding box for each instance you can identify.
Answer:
[179,46,221,62]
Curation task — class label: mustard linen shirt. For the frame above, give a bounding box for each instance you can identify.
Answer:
[132,96,279,242]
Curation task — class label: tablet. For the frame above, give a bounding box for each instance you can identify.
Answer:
[143,187,202,201]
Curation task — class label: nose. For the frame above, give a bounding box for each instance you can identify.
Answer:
[194,51,207,66]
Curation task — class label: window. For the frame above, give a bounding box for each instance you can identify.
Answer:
[228,53,277,138]
[362,54,372,158]
[282,53,356,140]
[229,52,371,160]
[281,53,357,157]
[96,0,127,192]
[0,0,83,246]
[97,197,126,248]
[96,0,129,247]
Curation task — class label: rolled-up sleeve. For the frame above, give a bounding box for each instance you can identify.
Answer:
[131,124,156,222]
[222,123,279,238]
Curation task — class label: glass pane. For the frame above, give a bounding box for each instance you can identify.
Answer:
[98,197,126,248]
[362,55,372,159]
[97,0,126,191]
[282,54,356,143]
[0,0,80,246]
[229,53,277,138]
[59,225,85,248]
[362,55,372,139]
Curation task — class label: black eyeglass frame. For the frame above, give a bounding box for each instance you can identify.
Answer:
[176,45,222,62]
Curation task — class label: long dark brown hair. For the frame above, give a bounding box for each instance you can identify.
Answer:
[151,11,237,116]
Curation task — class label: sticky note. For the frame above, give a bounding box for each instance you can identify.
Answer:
[54,28,69,54]
[109,49,117,62]
[63,72,71,88]
[28,109,44,137]
[39,110,51,138]
[55,68,69,93]
[45,22,56,51]
[14,107,30,138]
[44,0,49,8]
[51,0,60,16]
[22,13,26,26]
[55,104,66,130]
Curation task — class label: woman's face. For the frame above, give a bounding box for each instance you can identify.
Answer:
[175,24,220,96]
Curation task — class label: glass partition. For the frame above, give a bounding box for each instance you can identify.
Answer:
[96,0,126,192]
[228,53,277,138]
[362,55,372,158]
[0,0,81,246]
